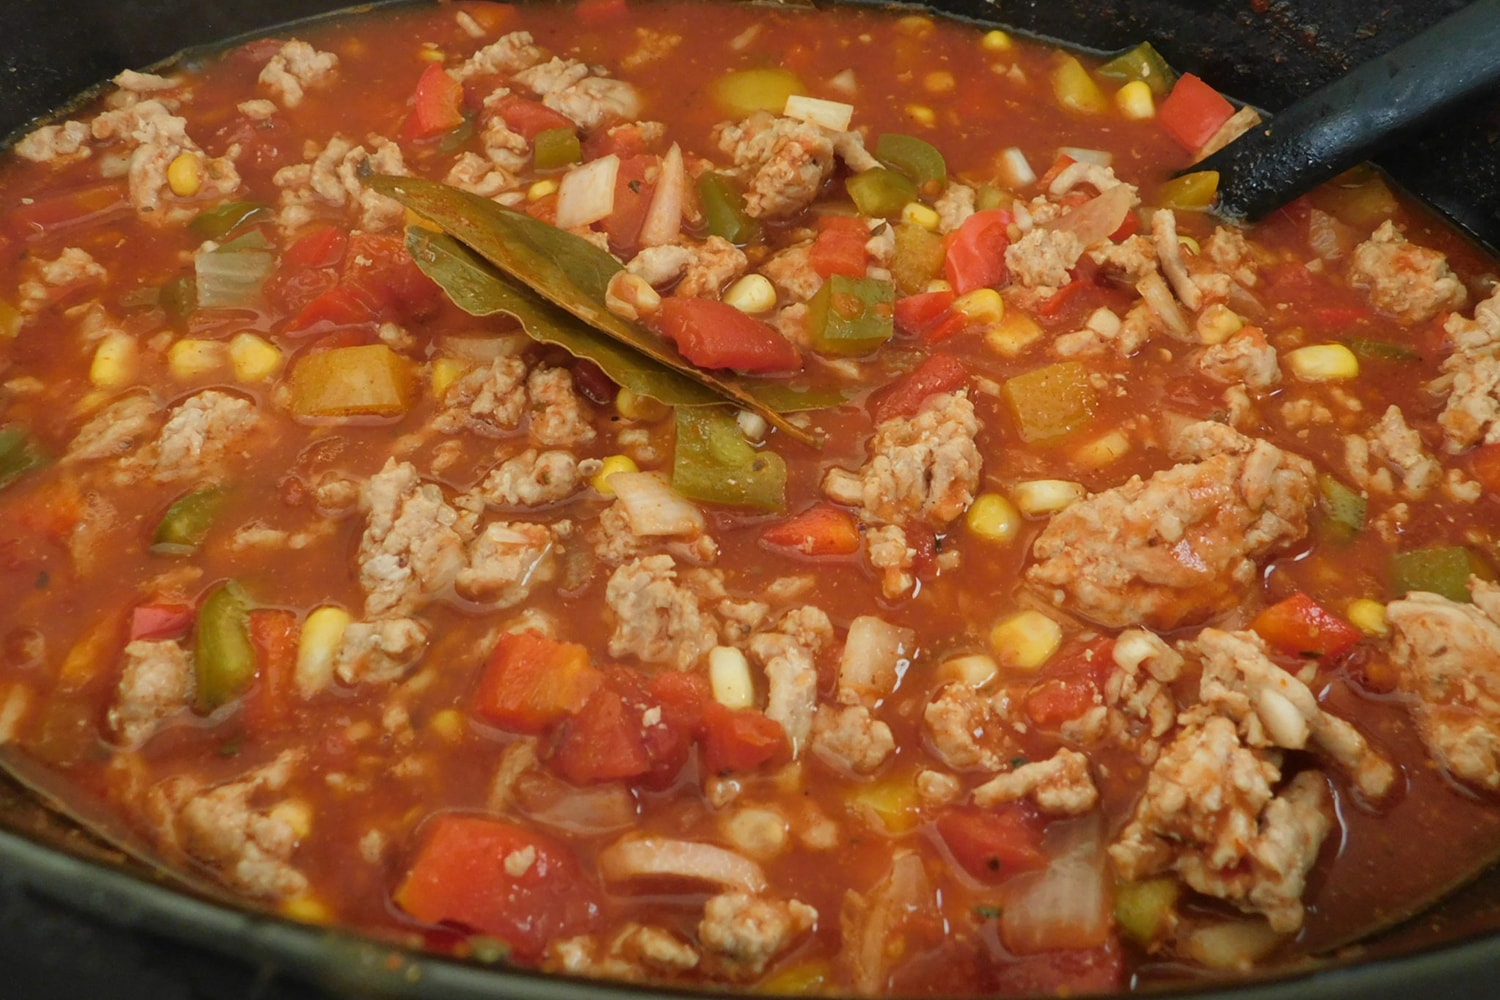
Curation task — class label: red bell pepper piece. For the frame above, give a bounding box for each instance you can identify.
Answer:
[761,503,862,556]
[871,354,968,424]
[1250,592,1362,659]
[281,225,348,270]
[401,63,466,141]
[472,630,602,734]
[1023,636,1114,728]
[893,289,965,342]
[653,297,801,373]
[1158,73,1235,153]
[944,208,1012,294]
[492,95,577,141]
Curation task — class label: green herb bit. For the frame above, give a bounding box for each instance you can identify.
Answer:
[160,274,199,322]
[846,167,918,219]
[808,275,895,357]
[672,407,787,512]
[0,426,50,492]
[152,487,225,556]
[1343,337,1422,363]
[195,580,257,712]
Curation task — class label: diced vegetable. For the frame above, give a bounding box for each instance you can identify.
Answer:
[401,63,466,141]
[591,454,640,495]
[243,608,299,733]
[890,221,947,295]
[473,630,602,734]
[944,209,1011,294]
[711,67,804,117]
[1096,42,1176,96]
[552,686,652,784]
[722,273,777,314]
[1346,598,1389,637]
[1002,361,1097,443]
[1181,920,1283,970]
[638,143,684,247]
[697,172,761,245]
[289,343,416,418]
[1001,814,1111,953]
[985,310,1045,357]
[91,332,140,388]
[1287,343,1359,381]
[492,94,576,141]
[129,603,195,642]
[1251,593,1362,659]
[195,231,274,309]
[1317,473,1366,540]
[1343,337,1421,362]
[167,153,202,197]
[872,354,968,423]
[151,487,224,556]
[990,610,1063,671]
[807,274,895,356]
[893,289,963,342]
[1391,546,1494,603]
[533,127,582,170]
[762,503,861,556]
[598,835,767,892]
[168,338,226,380]
[654,297,801,372]
[602,153,657,251]
[607,470,705,537]
[1157,170,1220,211]
[189,201,271,241]
[1114,877,1181,948]
[555,154,620,230]
[708,646,756,709]
[0,426,49,492]
[846,168,919,219]
[784,94,853,131]
[900,201,940,230]
[1012,479,1086,515]
[966,493,1021,543]
[876,133,947,193]
[194,580,256,712]
[1051,55,1110,114]
[294,605,350,698]
[1317,171,1399,229]
[227,332,284,382]
[672,407,787,512]
[937,805,1046,882]
[700,702,786,774]
[808,215,870,280]
[938,653,1000,688]
[1158,73,1235,152]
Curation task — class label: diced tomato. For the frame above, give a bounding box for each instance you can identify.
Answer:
[1470,443,1500,498]
[762,503,862,557]
[1023,637,1114,728]
[472,630,603,734]
[282,225,349,270]
[492,95,577,142]
[266,266,340,317]
[944,208,1012,294]
[653,297,802,373]
[699,701,787,775]
[1109,209,1141,242]
[287,232,441,333]
[1036,154,1077,192]
[394,813,598,961]
[809,215,870,280]
[551,685,652,784]
[7,181,130,242]
[1251,592,1363,659]
[288,284,374,332]
[1158,73,1235,153]
[893,289,962,341]
[129,603,195,642]
[584,121,661,160]
[601,668,704,789]
[576,0,629,27]
[603,154,657,253]
[936,805,1047,882]
[648,669,711,733]
[986,940,1126,997]
[1037,278,1087,318]
[402,63,466,141]
[871,354,968,424]
[243,608,299,732]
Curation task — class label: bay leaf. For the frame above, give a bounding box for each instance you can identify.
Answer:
[373,175,823,446]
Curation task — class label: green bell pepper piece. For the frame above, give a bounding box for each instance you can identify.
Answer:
[1391,546,1495,603]
[875,133,947,194]
[672,407,787,512]
[1344,337,1422,363]
[152,488,225,556]
[1096,41,1177,96]
[0,426,48,491]
[533,127,582,170]
[195,580,256,712]
[807,274,895,356]
[846,168,918,219]
[160,274,198,322]
[1316,473,1366,541]
[188,201,271,241]
[698,172,762,246]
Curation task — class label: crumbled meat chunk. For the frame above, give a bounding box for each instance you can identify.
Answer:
[1348,220,1468,323]
[865,524,915,600]
[85,100,241,219]
[1027,422,1316,630]
[810,705,894,775]
[65,394,161,463]
[626,237,748,297]
[334,618,430,686]
[17,247,107,315]
[454,30,545,80]
[515,57,641,130]
[606,555,717,670]
[972,748,1098,815]
[15,120,92,163]
[480,115,531,174]
[435,355,528,435]
[821,391,981,529]
[933,182,976,234]
[108,640,193,747]
[455,521,556,606]
[1344,404,1443,499]
[713,113,835,220]
[1199,327,1280,390]
[257,40,339,108]
[139,390,259,484]
[356,460,472,618]
[1108,717,1333,932]
[147,751,308,900]
[444,151,518,199]
[1048,159,1133,198]
[1005,227,1083,290]
[697,892,817,981]
[1104,629,1184,745]
[759,242,821,302]
[1387,579,1500,790]
[1089,234,1158,284]
[1153,209,1203,312]
[752,607,833,756]
[1432,288,1500,453]
[923,682,1017,771]
[272,134,407,233]
[527,366,598,448]
[476,449,594,507]
[1054,302,1153,359]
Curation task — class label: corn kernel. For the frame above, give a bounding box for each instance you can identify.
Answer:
[428,708,466,743]
[722,273,777,314]
[990,610,1063,671]
[761,959,831,995]
[900,201,941,231]
[592,454,640,495]
[984,310,1044,358]
[1178,234,1201,255]
[1073,429,1131,469]
[167,338,225,380]
[527,178,558,201]
[1195,302,1244,345]
[418,45,446,62]
[283,896,334,925]
[227,332,283,383]
[431,357,475,399]
[269,799,313,840]
[923,70,956,94]
[982,29,1013,52]
[166,152,202,197]
[1287,343,1360,381]
[1013,478,1086,515]
[953,288,1005,326]
[848,779,920,833]
[938,653,1000,688]
[297,606,351,698]
[1347,598,1389,637]
[1115,80,1156,120]
[709,645,756,709]
[965,492,1021,543]
[616,387,670,422]
[90,332,140,388]
[905,103,936,128]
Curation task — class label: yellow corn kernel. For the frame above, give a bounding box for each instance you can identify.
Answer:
[984,309,1043,357]
[1288,343,1359,381]
[282,896,334,925]
[982,29,1013,52]
[1347,598,1389,637]
[1115,79,1156,120]
[431,356,475,399]
[1052,55,1110,115]
[296,606,352,699]
[761,960,832,995]
[168,338,225,380]
[1073,429,1131,469]
[428,708,466,744]
[848,779,920,833]
[418,45,446,62]
[167,152,202,197]
[227,332,283,383]
[953,288,1005,326]
[615,387,671,422]
[1178,234,1201,255]
[1012,478,1086,516]
[0,298,21,339]
[923,70,956,94]
[990,609,1063,671]
[1195,302,1244,345]
[592,454,640,495]
[900,201,941,231]
[938,653,1000,688]
[722,273,777,314]
[527,178,558,201]
[269,800,313,840]
[905,103,936,128]
[89,332,140,388]
[1158,170,1220,211]
[965,492,1021,543]
[708,645,756,709]
[924,278,953,294]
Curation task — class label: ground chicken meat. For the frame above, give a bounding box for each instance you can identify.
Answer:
[1027,421,1316,630]
[17,247,107,316]
[454,521,557,606]
[107,639,193,747]
[971,748,1098,816]
[65,394,161,463]
[1199,327,1280,391]
[273,134,407,233]
[356,459,472,618]
[454,30,546,80]
[698,892,817,981]
[810,705,895,775]
[1344,404,1444,499]
[139,390,259,484]
[626,237,748,298]
[1005,227,1084,290]
[759,242,822,302]
[923,682,1017,772]
[527,366,597,448]
[334,617,430,686]
[864,524,915,601]
[606,555,717,670]
[1348,220,1468,323]
[821,391,981,529]
[436,354,529,435]
[476,449,595,507]
[713,112,835,220]
[257,39,339,108]
[752,608,833,756]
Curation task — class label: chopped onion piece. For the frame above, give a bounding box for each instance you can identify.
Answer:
[836,615,915,705]
[554,153,619,230]
[1044,183,1135,248]
[639,143,684,248]
[598,836,767,893]
[784,94,854,132]
[194,236,273,309]
[839,851,934,994]
[607,471,706,537]
[1001,813,1110,954]
[1182,919,1283,970]
[1058,146,1113,167]
[828,69,858,96]
[996,147,1035,189]
[513,771,638,836]
[1137,271,1191,339]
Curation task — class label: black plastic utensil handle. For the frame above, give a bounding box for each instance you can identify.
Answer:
[1198,0,1500,223]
